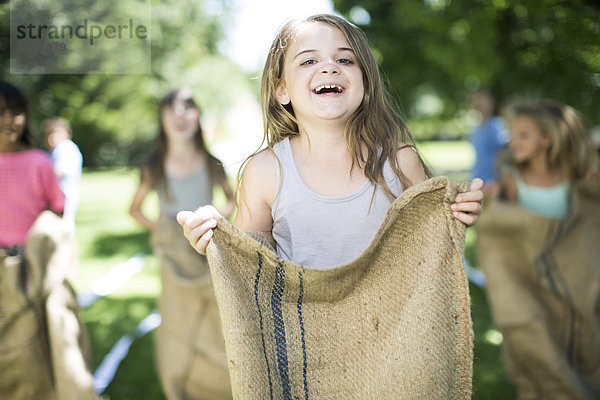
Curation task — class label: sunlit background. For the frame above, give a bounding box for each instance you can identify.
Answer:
[1,0,599,398]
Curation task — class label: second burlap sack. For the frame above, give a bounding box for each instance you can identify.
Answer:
[152,215,232,400]
[476,180,600,400]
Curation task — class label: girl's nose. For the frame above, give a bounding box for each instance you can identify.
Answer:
[320,61,340,74]
[173,103,186,116]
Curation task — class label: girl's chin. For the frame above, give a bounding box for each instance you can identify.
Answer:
[514,158,530,167]
[510,152,524,162]
[167,128,193,135]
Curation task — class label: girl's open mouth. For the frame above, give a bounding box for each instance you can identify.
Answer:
[313,84,344,94]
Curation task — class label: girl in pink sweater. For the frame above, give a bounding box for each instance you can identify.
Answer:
[0,82,64,249]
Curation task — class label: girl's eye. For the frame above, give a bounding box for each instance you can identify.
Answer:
[0,108,24,118]
[300,59,317,66]
[338,58,354,64]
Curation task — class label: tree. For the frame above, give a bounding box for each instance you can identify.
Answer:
[1,0,252,167]
[333,0,600,138]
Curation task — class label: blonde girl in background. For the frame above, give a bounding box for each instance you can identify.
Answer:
[476,99,600,399]
[498,99,596,217]
[129,88,234,400]
[178,14,483,268]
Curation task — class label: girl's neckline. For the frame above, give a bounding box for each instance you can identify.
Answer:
[0,144,31,153]
[516,167,566,188]
[0,147,35,155]
[282,137,371,201]
[516,175,570,189]
[165,163,207,181]
[164,150,207,179]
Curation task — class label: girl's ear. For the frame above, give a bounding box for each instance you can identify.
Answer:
[275,80,290,106]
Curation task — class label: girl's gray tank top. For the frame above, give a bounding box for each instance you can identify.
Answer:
[271,137,403,270]
[157,165,212,218]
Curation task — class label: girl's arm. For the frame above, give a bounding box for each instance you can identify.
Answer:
[396,146,483,226]
[233,149,277,232]
[129,167,156,230]
[178,149,277,254]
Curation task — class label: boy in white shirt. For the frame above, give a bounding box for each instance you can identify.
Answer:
[43,117,83,235]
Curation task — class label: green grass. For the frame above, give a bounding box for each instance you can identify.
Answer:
[73,144,515,399]
[74,168,159,293]
[417,140,475,175]
[75,168,164,399]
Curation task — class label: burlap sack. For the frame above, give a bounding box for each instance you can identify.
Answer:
[0,211,97,400]
[152,214,232,400]
[206,176,473,399]
[476,180,600,400]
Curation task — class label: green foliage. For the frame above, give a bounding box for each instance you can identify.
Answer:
[2,1,599,164]
[1,0,253,167]
[334,0,600,138]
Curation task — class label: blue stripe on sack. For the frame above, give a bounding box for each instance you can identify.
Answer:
[272,261,292,399]
[255,252,274,400]
[297,271,309,400]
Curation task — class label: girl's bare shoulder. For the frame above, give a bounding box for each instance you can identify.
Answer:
[243,148,278,180]
[395,144,427,185]
[240,147,279,203]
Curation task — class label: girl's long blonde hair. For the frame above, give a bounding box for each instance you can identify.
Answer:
[504,99,595,180]
[243,13,430,200]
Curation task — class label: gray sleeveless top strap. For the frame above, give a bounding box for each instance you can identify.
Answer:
[271,137,403,270]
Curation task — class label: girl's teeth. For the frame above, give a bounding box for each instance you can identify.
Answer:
[315,85,342,94]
